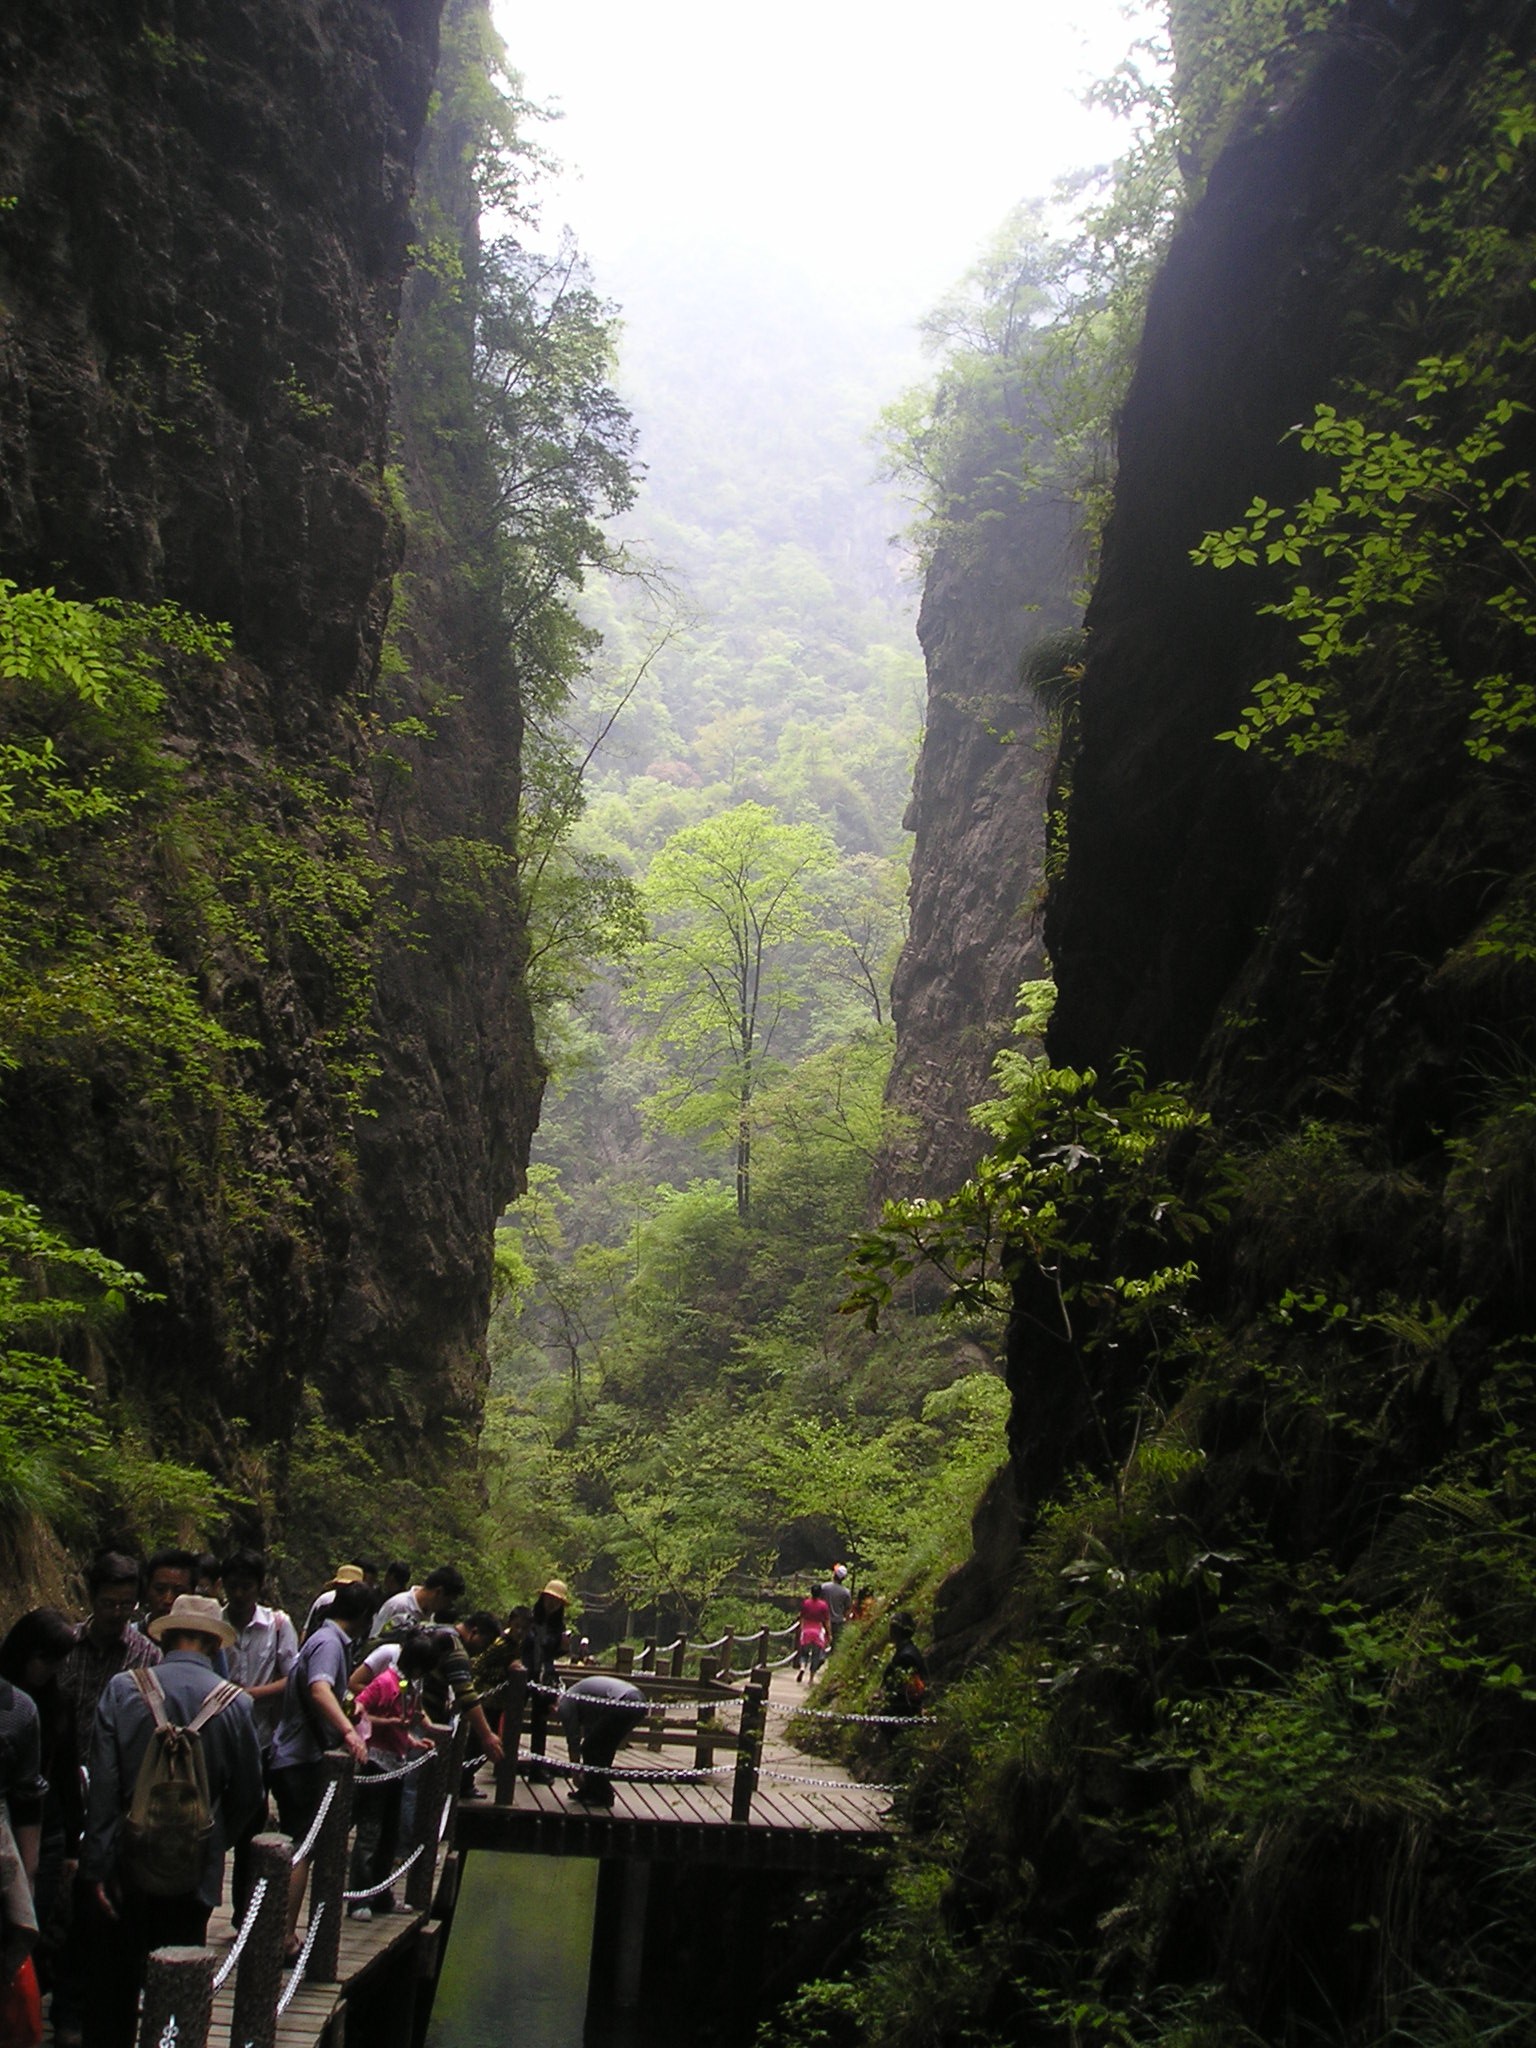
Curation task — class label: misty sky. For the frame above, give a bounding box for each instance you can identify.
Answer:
[493,0,1156,327]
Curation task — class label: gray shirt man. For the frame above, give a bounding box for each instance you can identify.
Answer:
[81,1649,264,1908]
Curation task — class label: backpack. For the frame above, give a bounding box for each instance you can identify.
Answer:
[122,1668,241,1896]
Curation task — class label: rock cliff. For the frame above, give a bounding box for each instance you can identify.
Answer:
[0,4,538,1493]
[883,468,1079,1201]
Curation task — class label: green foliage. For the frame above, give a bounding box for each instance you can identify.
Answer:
[1194,53,1536,762]
[636,802,841,1217]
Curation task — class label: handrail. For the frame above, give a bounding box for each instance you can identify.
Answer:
[135,1714,464,2048]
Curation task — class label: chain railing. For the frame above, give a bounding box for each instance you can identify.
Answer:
[132,1715,468,2048]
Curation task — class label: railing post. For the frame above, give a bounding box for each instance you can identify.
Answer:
[230,1833,292,2048]
[305,1751,355,1981]
[445,1712,472,1847]
[755,1626,770,1667]
[494,1670,527,1801]
[405,1727,451,1911]
[718,1630,735,1680]
[669,1635,688,1680]
[694,1655,718,1771]
[639,1637,656,1673]
[139,1947,216,2048]
[615,1643,635,1676]
[731,1678,767,1825]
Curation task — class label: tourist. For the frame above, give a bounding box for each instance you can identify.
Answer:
[192,1554,221,1601]
[520,1581,569,1778]
[268,1582,372,1962]
[816,1564,853,1655]
[0,1663,43,1892]
[78,1595,262,2048]
[301,1562,367,1639]
[346,1632,436,1921]
[220,1550,298,1914]
[881,1611,928,1716]
[381,1561,411,1601]
[372,1566,465,1639]
[556,1677,647,1809]
[348,1619,504,1775]
[794,1584,831,1683]
[57,1556,159,1763]
[137,1550,197,1631]
[0,1612,82,1990]
[473,1606,532,1696]
[52,1555,158,2048]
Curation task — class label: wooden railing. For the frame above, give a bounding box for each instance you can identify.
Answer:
[491,1656,772,1824]
[133,1715,469,2048]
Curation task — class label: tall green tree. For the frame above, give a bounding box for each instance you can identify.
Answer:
[635,802,838,1219]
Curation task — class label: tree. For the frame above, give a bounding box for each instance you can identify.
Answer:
[636,802,838,1219]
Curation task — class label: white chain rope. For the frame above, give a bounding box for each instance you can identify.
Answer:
[757,1766,905,1794]
[351,1747,437,1788]
[767,1701,922,1726]
[521,1751,737,1783]
[211,1877,269,1990]
[288,1779,338,1865]
[157,2018,178,2048]
[275,1905,324,2014]
[342,1843,424,1902]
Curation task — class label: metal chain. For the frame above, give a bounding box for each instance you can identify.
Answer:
[342,1843,423,1902]
[767,1701,922,1726]
[757,1767,905,1794]
[288,1778,338,1865]
[520,1753,738,1784]
[211,1877,269,1990]
[351,1747,436,1788]
[275,1905,324,2014]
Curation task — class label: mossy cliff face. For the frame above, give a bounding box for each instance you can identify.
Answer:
[0,5,461,1475]
[320,4,545,1432]
[882,476,1078,1203]
[863,6,1536,2041]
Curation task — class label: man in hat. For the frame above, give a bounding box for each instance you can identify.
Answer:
[302,1562,368,1640]
[519,1579,570,1780]
[815,1563,854,1657]
[79,1595,263,2048]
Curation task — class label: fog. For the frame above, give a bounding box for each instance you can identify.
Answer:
[493,0,1154,327]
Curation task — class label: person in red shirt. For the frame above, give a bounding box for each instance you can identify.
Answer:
[794,1586,831,1684]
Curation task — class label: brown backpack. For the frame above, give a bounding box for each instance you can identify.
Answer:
[122,1667,241,1896]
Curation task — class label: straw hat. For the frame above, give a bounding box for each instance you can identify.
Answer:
[540,1578,570,1604]
[148,1594,237,1650]
[325,1564,366,1588]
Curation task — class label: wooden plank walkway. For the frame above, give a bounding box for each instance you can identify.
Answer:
[457,1669,893,1872]
[200,1856,446,2048]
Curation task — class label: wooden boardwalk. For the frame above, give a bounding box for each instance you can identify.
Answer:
[458,1668,893,1872]
[57,1660,896,2048]
[200,1850,452,2048]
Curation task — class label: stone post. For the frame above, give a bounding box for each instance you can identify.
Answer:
[305,1751,355,1981]
[138,1947,216,2048]
[230,1833,292,2048]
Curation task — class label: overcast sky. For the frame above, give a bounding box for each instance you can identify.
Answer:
[493,0,1156,329]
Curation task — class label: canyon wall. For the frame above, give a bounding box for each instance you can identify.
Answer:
[882,469,1078,1201]
[0,3,537,1508]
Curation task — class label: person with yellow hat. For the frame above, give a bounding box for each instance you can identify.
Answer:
[519,1580,570,1781]
[301,1563,368,1641]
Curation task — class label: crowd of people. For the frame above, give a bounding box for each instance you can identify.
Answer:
[0,1546,926,2048]
[0,1548,575,2048]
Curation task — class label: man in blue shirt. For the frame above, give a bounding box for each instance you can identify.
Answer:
[269,1580,371,1961]
[80,1594,262,2048]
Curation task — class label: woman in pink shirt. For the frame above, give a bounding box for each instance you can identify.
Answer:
[346,1633,436,1918]
[794,1586,832,1683]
